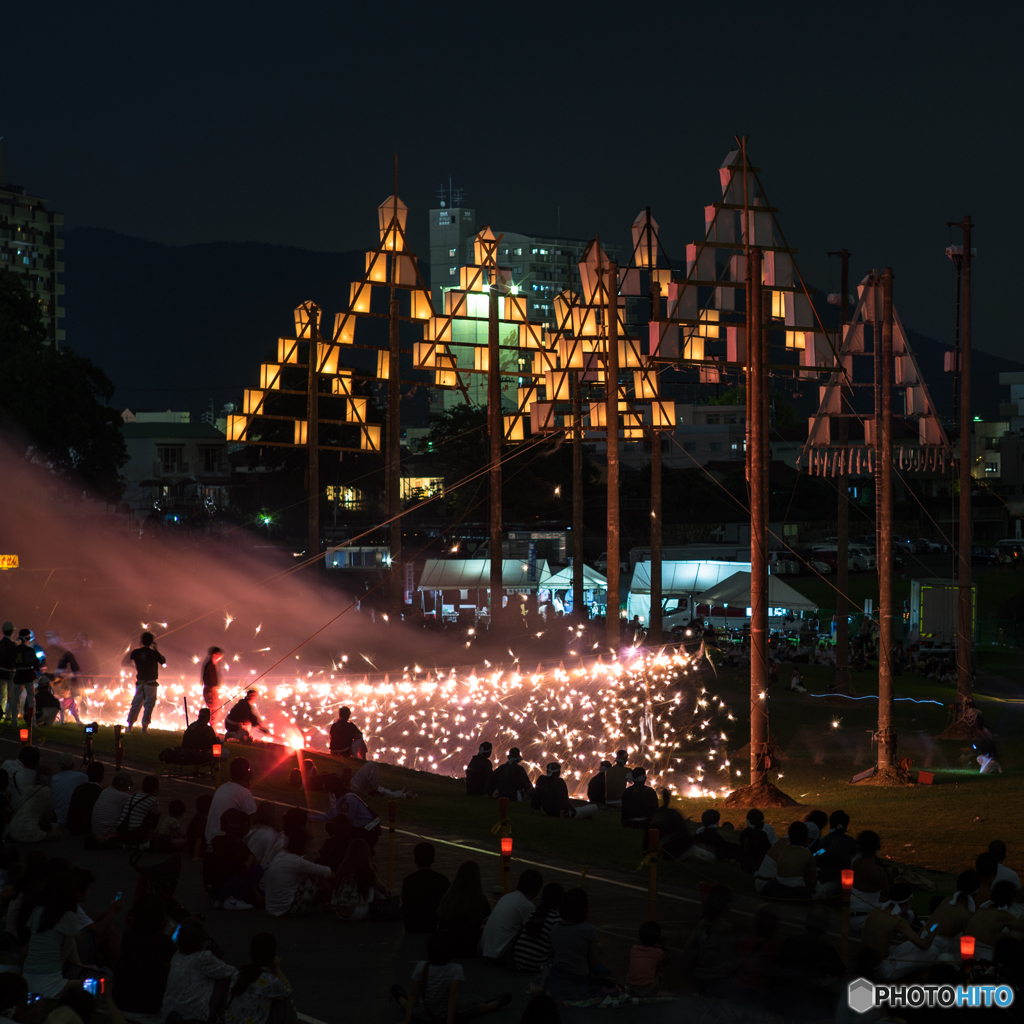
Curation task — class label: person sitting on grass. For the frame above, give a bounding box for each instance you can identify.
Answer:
[586,761,611,805]
[511,883,564,974]
[263,816,333,917]
[762,822,815,899]
[802,809,828,853]
[925,870,980,954]
[161,918,237,1023]
[88,770,133,850]
[695,809,739,862]
[850,830,891,924]
[66,762,105,838]
[739,809,772,875]
[965,880,1024,961]
[604,750,630,807]
[225,932,292,1024]
[116,774,161,847]
[21,874,83,998]
[976,851,1001,907]
[990,840,1021,889]
[436,860,491,958]
[861,882,938,979]
[481,869,542,963]
[331,837,388,921]
[625,920,667,997]
[546,888,606,1002]
[154,798,188,850]
[204,807,263,911]
[532,764,599,820]
[393,932,511,1024]
[620,769,659,830]
[183,707,219,753]
[815,810,857,896]
[6,764,59,843]
[401,842,450,935]
[465,742,494,797]
[492,748,533,802]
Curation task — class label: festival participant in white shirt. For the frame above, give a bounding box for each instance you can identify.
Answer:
[205,757,257,847]
[990,840,1021,888]
[481,870,541,962]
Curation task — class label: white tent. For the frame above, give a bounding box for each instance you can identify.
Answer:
[697,571,817,612]
[540,563,607,590]
[417,558,551,592]
[627,560,750,623]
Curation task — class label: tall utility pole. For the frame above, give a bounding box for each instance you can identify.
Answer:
[749,247,769,787]
[488,267,503,628]
[605,259,621,647]
[646,208,663,641]
[829,249,852,694]
[387,178,403,618]
[306,304,321,567]
[877,268,896,770]
[572,369,584,622]
[955,217,974,719]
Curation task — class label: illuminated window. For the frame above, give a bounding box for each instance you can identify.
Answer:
[401,477,445,501]
[448,248,456,257]
[449,266,457,276]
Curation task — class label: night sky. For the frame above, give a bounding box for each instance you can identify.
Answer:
[5,1,1020,359]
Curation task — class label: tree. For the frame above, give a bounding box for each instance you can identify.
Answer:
[0,274,127,501]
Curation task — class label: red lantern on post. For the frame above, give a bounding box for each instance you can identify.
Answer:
[841,869,854,890]
[960,935,975,959]
[501,836,513,856]
[211,742,222,788]
[18,728,29,746]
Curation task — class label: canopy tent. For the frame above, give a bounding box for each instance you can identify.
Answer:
[630,560,751,595]
[417,558,551,592]
[541,563,607,590]
[697,571,817,612]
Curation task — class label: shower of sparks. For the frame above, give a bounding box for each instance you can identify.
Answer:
[80,646,735,800]
[224,613,234,630]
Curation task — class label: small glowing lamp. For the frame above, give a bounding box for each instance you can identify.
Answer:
[841,869,854,891]
[501,837,513,857]
[960,935,975,959]
[19,729,29,744]
[211,744,222,759]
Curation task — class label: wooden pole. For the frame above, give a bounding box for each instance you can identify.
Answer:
[606,259,621,647]
[832,250,852,694]
[877,268,895,770]
[387,168,403,619]
[488,267,503,631]
[956,217,974,719]
[572,369,585,622]
[306,305,320,569]
[749,247,768,787]
[646,209,663,643]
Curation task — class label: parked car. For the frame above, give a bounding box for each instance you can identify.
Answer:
[915,538,949,554]
[971,545,1000,565]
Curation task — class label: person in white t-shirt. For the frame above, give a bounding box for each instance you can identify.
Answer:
[990,840,1021,888]
[481,870,542,962]
[263,828,333,917]
[245,802,281,865]
[205,758,257,847]
[90,770,133,844]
